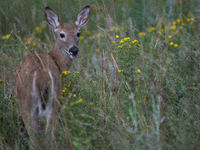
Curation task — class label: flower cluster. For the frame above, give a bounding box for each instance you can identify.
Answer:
[139,15,196,40]
[112,35,140,52]
[110,26,124,31]
[60,71,82,107]
[69,98,83,106]
[79,30,92,40]
[22,23,47,50]
[2,34,10,40]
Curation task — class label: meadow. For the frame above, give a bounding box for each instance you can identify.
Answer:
[0,0,200,149]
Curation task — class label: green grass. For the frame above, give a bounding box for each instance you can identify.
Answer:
[0,0,200,149]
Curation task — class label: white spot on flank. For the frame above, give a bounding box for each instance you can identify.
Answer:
[48,71,54,99]
[31,72,39,115]
[31,72,39,100]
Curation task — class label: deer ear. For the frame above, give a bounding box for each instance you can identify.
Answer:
[45,7,60,30]
[74,5,90,30]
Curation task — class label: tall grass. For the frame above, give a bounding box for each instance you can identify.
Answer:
[0,0,200,149]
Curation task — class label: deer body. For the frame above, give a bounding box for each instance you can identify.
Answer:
[15,6,90,138]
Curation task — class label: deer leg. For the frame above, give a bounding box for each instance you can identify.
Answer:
[44,111,52,134]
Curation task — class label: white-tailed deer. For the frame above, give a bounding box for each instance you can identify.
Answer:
[15,5,90,140]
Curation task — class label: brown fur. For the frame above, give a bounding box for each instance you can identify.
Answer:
[15,5,90,147]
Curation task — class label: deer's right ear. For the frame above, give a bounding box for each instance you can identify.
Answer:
[45,7,60,30]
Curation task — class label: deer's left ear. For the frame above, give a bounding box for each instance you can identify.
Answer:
[74,5,90,30]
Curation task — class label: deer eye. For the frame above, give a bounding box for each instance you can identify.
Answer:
[60,33,65,38]
[77,32,80,37]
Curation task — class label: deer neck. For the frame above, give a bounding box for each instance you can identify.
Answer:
[48,43,73,73]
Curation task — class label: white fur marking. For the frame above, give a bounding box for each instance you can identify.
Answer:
[31,72,39,100]
[54,28,58,32]
[48,71,54,99]
[60,31,67,41]
[31,72,39,115]
[32,72,37,96]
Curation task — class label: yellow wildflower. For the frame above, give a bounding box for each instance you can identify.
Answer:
[120,39,124,43]
[139,32,143,36]
[77,98,83,103]
[139,32,146,36]
[35,26,40,31]
[70,102,74,106]
[80,114,85,117]
[176,18,180,23]
[187,18,191,22]
[182,22,186,26]
[32,43,36,47]
[63,106,67,110]
[150,27,156,31]
[62,71,67,75]
[28,37,32,42]
[137,69,141,73]
[124,37,130,41]
[132,40,138,44]
[168,35,172,38]
[160,29,165,33]
[37,38,41,42]
[96,48,100,52]
[110,26,115,31]
[179,26,183,29]
[73,94,76,97]
[2,34,10,39]
[116,35,119,38]
[171,26,176,30]
[41,24,47,28]
[86,31,92,36]
[89,102,94,105]
[170,42,174,45]
[118,70,122,73]
[80,36,84,40]
[174,43,178,47]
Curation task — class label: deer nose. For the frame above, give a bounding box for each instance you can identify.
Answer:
[69,46,79,56]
